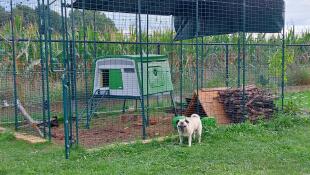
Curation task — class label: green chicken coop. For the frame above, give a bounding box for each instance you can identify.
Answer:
[86,54,176,128]
[93,54,174,98]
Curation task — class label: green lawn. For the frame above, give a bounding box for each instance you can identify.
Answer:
[284,91,310,110]
[1,114,310,175]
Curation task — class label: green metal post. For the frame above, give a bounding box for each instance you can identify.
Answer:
[83,0,90,130]
[61,0,67,70]
[135,13,138,54]
[46,0,52,141]
[68,41,76,145]
[200,37,204,88]
[156,43,160,107]
[195,0,199,114]
[180,41,183,115]
[64,4,73,145]
[225,44,229,87]
[93,11,97,59]
[62,75,69,159]
[237,34,241,88]
[242,0,246,118]
[61,0,71,145]
[41,0,52,140]
[71,0,78,145]
[146,13,150,126]
[138,0,147,139]
[36,0,47,138]
[281,15,286,110]
[170,15,177,115]
[10,0,18,131]
[61,1,70,156]
[92,11,97,79]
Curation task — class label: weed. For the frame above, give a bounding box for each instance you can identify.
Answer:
[283,99,301,115]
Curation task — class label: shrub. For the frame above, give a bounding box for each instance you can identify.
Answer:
[261,113,310,131]
[269,49,294,82]
[201,117,217,128]
[283,99,301,115]
[201,117,218,136]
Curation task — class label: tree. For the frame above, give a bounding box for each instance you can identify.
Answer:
[35,5,62,33]
[0,6,10,27]
[69,10,117,33]
[13,4,37,26]
[47,8,62,33]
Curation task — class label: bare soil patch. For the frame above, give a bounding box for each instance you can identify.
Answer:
[52,113,175,148]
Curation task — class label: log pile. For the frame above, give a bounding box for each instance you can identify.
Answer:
[218,85,277,123]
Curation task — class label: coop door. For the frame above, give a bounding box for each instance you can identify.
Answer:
[148,66,164,88]
[101,69,123,90]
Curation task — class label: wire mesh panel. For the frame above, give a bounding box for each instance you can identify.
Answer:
[0,0,15,130]
[53,0,286,151]
[0,0,52,138]
[284,45,310,114]
[5,0,308,159]
[52,1,176,148]
[0,71,15,126]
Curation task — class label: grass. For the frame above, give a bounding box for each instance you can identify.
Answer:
[1,114,310,174]
[283,91,310,111]
[274,91,310,113]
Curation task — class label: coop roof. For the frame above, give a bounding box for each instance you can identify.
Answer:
[71,0,285,40]
[185,88,231,124]
[98,54,168,62]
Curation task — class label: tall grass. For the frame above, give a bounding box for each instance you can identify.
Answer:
[1,15,310,87]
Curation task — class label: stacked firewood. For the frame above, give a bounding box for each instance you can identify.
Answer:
[218,85,277,123]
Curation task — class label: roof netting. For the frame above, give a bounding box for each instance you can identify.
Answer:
[71,0,285,40]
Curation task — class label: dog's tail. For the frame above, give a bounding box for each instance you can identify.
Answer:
[191,114,200,118]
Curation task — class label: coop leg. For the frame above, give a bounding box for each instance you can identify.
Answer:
[122,99,126,114]
[170,91,177,116]
[86,98,94,129]
[146,102,149,127]
[135,100,138,111]
[157,96,160,106]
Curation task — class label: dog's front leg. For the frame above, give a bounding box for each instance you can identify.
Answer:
[179,135,183,145]
[188,134,192,147]
[198,129,202,143]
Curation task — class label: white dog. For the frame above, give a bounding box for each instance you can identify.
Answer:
[177,114,202,147]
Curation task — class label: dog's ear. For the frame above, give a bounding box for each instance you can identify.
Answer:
[185,119,189,124]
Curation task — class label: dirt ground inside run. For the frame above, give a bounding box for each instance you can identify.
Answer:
[52,113,175,148]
